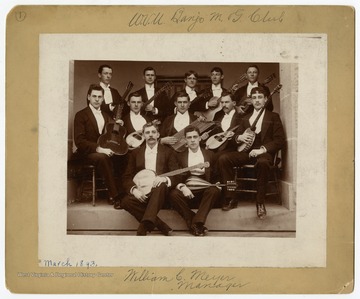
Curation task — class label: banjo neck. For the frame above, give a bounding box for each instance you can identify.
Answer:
[160,162,210,177]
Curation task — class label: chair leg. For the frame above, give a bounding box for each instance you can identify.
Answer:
[92,167,96,206]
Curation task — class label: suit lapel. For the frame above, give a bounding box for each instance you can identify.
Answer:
[261,110,271,141]
[86,107,101,135]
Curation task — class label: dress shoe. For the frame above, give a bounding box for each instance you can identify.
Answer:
[256,203,267,219]
[156,219,173,236]
[222,199,238,211]
[113,201,122,210]
[136,221,154,236]
[202,225,209,235]
[190,223,204,237]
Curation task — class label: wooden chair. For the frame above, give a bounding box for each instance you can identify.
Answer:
[68,156,108,207]
[233,150,282,204]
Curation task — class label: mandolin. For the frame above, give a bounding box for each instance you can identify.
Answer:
[237,73,277,114]
[126,120,161,150]
[205,124,240,150]
[237,84,282,153]
[133,162,210,195]
[97,81,134,155]
[185,176,238,191]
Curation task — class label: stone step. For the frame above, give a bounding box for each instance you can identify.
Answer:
[67,200,296,234]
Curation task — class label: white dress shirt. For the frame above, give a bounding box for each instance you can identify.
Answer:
[130,111,147,131]
[144,143,171,187]
[185,86,197,102]
[247,82,259,97]
[221,109,235,132]
[249,109,265,134]
[145,84,155,99]
[211,84,223,98]
[174,111,190,132]
[188,148,205,176]
[89,104,105,134]
[100,82,113,105]
[145,143,158,172]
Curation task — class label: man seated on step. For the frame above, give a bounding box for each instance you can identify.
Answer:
[217,86,285,219]
[120,122,180,236]
[169,125,221,236]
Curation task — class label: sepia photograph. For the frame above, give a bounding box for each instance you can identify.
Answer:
[37,32,326,268]
[66,60,295,238]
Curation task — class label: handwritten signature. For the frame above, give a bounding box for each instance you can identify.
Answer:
[124,268,249,291]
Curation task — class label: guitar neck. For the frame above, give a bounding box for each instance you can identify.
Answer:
[143,83,171,107]
[114,81,134,121]
[160,162,208,177]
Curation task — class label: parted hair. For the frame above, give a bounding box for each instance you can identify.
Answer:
[250,86,269,98]
[98,64,112,74]
[184,125,201,137]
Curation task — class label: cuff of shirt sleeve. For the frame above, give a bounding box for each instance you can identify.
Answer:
[177,183,186,190]
[130,186,136,195]
[205,102,209,109]
[166,177,171,187]
[153,107,159,115]
[260,146,267,153]
[109,104,115,111]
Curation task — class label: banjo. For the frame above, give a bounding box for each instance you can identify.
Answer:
[237,84,282,153]
[133,162,210,195]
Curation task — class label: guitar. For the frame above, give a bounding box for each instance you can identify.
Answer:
[205,124,241,150]
[97,81,134,155]
[170,117,216,152]
[142,82,173,115]
[228,73,247,94]
[237,84,282,153]
[237,73,277,114]
[185,176,238,191]
[133,162,210,195]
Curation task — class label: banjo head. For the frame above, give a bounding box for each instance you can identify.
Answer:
[133,169,156,195]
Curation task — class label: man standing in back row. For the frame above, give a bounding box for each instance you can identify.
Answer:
[97,64,126,118]
[233,65,273,115]
[135,66,172,122]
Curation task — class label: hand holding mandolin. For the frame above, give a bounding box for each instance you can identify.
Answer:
[237,132,253,144]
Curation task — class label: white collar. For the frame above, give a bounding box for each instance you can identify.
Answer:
[212,84,222,90]
[145,84,155,89]
[100,82,110,89]
[146,142,159,153]
[185,86,196,93]
[89,104,102,114]
[224,109,236,117]
[130,110,143,117]
[176,111,190,118]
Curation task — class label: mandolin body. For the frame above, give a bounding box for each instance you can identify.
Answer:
[126,131,145,150]
[237,128,255,153]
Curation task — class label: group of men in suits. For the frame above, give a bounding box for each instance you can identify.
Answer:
[72,63,285,236]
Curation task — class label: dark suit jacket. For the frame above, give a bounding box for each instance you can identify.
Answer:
[233,110,285,155]
[136,86,172,121]
[160,113,198,137]
[122,113,151,135]
[233,83,273,114]
[100,87,126,117]
[74,106,111,156]
[177,148,216,183]
[122,143,180,194]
